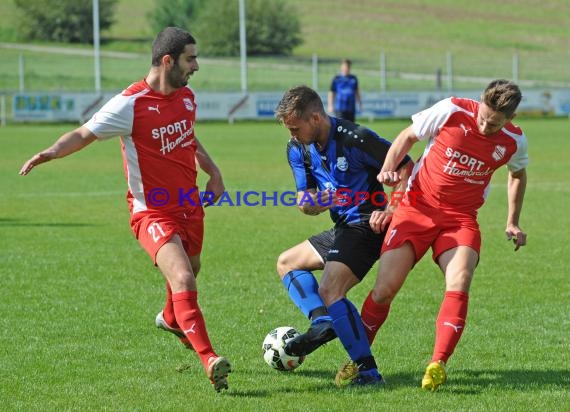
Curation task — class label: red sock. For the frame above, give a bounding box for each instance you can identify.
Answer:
[432,291,469,363]
[172,291,217,368]
[162,282,178,327]
[361,292,391,345]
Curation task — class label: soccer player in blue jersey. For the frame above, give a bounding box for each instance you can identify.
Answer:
[328,59,361,122]
[275,85,413,385]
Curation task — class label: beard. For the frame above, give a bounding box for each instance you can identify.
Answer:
[167,63,189,88]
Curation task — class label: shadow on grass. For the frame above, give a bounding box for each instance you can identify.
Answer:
[227,382,334,398]
[293,369,335,380]
[446,369,570,394]
[383,368,570,394]
[0,218,93,227]
[226,368,570,398]
[220,368,341,398]
[226,388,276,398]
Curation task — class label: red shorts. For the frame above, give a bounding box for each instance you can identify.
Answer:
[382,202,481,263]
[130,208,204,264]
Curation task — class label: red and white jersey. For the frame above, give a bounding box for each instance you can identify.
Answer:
[409,97,528,214]
[84,79,201,214]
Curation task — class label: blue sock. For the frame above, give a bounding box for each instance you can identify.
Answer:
[282,270,327,320]
[328,298,375,367]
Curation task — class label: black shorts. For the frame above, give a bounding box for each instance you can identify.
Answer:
[308,222,385,280]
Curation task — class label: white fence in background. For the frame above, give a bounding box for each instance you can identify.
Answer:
[8,89,570,123]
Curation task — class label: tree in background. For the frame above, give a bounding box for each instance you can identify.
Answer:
[14,0,118,43]
[242,0,302,55]
[149,0,302,56]
[147,0,203,36]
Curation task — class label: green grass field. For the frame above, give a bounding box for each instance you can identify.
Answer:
[1,118,568,411]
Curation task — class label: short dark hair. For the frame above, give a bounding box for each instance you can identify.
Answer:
[151,27,196,67]
[275,85,326,121]
[481,79,522,118]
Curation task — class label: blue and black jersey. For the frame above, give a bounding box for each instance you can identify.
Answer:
[287,117,411,226]
[330,74,358,113]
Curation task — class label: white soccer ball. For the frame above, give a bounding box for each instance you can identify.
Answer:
[262,326,305,371]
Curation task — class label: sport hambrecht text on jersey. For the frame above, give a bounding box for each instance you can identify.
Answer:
[146,188,422,207]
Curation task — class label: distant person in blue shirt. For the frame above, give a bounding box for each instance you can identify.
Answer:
[328,59,361,122]
[274,85,412,386]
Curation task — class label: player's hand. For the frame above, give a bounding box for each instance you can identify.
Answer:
[302,189,337,215]
[505,224,527,251]
[317,189,337,211]
[203,174,225,207]
[19,152,55,176]
[377,171,401,187]
[369,210,393,233]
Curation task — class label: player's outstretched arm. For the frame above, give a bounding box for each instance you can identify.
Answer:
[19,126,97,176]
[377,125,419,186]
[327,91,335,114]
[506,168,527,251]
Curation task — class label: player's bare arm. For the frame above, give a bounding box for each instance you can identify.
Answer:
[369,158,414,233]
[506,168,527,251]
[19,126,97,176]
[327,91,335,114]
[195,138,225,205]
[297,189,337,216]
[377,126,419,186]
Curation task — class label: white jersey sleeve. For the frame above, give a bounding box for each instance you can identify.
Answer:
[84,92,137,140]
[411,98,457,141]
[505,131,529,172]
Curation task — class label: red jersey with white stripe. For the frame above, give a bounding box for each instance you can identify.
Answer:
[409,97,528,215]
[84,79,201,214]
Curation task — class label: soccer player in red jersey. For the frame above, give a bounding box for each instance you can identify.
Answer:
[19,27,232,392]
[337,79,528,390]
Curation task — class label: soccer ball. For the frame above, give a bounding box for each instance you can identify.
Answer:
[262,326,305,371]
